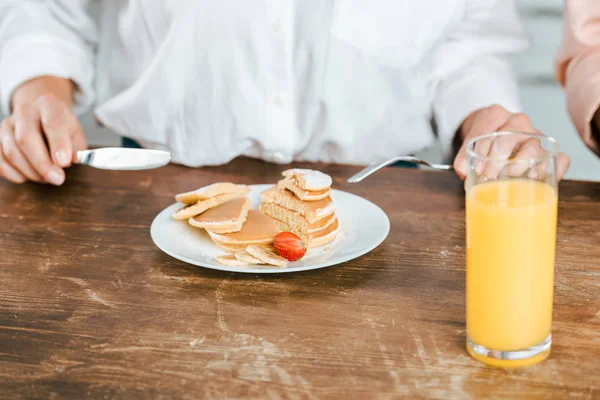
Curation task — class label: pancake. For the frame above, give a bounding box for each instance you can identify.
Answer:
[172,192,246,220]
[207,210,281,250]
[259,203,336,237]
[216,254,248,266]
[261,186,335,224]
[245,245,288,267]
[271,215,340,248]
[234,249,264,265]
[281,169,332,191]
[175,182,250,204]
[277,177,331,201]
[211,242,250,252]
[306,219,340,248]
[188,197,250,233]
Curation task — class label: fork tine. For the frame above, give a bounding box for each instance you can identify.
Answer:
[347,156,453,183]
[347,158,402,183]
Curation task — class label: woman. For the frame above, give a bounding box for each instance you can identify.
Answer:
[0,1,568,186]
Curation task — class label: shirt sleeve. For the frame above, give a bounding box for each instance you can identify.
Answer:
[430,0,529,156]
[0,0,97,118]
[555,0,600,155]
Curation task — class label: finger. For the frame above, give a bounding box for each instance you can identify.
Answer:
[524,151,570,183]
[473,136,495,177]
[0,130,26,184]
[0,161,27,183]
[0,118,43,182]
[482,113,537,179]
[12,103,65,185]
[481,135,521,180]
[504,137,547,179]
[454,105,512,178]
[508,150,570,183]
[37,95,75,168]
[557,153,570,181]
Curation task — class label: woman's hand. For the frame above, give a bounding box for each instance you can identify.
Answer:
[453,104,570,181]
[0,76,87,185]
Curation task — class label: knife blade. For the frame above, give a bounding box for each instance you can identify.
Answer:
[75,148,171,171]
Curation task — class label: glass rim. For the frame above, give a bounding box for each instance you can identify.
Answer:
[466,131,559,164]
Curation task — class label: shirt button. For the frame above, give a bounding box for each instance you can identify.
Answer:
[272,19,282,33]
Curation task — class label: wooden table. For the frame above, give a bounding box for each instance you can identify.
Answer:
[1,158,599,399]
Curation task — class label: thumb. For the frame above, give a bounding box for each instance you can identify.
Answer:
[453,145,469,180]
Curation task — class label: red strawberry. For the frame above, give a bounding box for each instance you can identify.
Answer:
[273,232,307,261]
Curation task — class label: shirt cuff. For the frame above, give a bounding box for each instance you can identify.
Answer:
[433,57,522,157]
[0,36,94,117]
[563,51,600,154]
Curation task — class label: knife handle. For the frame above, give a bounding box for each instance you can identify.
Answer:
[75,150,93,166]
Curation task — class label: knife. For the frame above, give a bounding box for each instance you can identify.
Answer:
[75,148,171,171]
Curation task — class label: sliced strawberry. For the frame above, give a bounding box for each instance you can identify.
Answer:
[273,232,307,262]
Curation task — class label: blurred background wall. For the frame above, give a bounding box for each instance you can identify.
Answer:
[56,0,600,181]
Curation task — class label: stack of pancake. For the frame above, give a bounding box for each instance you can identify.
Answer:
[260,169,340,248]
[172,182,280,251]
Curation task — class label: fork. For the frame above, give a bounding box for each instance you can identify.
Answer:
[347,156,453,183]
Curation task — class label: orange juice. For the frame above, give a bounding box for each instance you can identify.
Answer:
[466,179,557,367]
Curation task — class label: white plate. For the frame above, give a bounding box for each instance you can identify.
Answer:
[151,184,390,274]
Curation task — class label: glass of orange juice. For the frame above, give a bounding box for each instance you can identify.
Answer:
[465,131,559,368]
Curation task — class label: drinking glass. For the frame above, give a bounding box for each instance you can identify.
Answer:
[465,131,559,367]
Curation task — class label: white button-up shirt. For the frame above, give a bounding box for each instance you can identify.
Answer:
[0,0,528,166]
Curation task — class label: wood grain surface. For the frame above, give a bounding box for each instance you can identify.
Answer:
[1,157,599,399]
